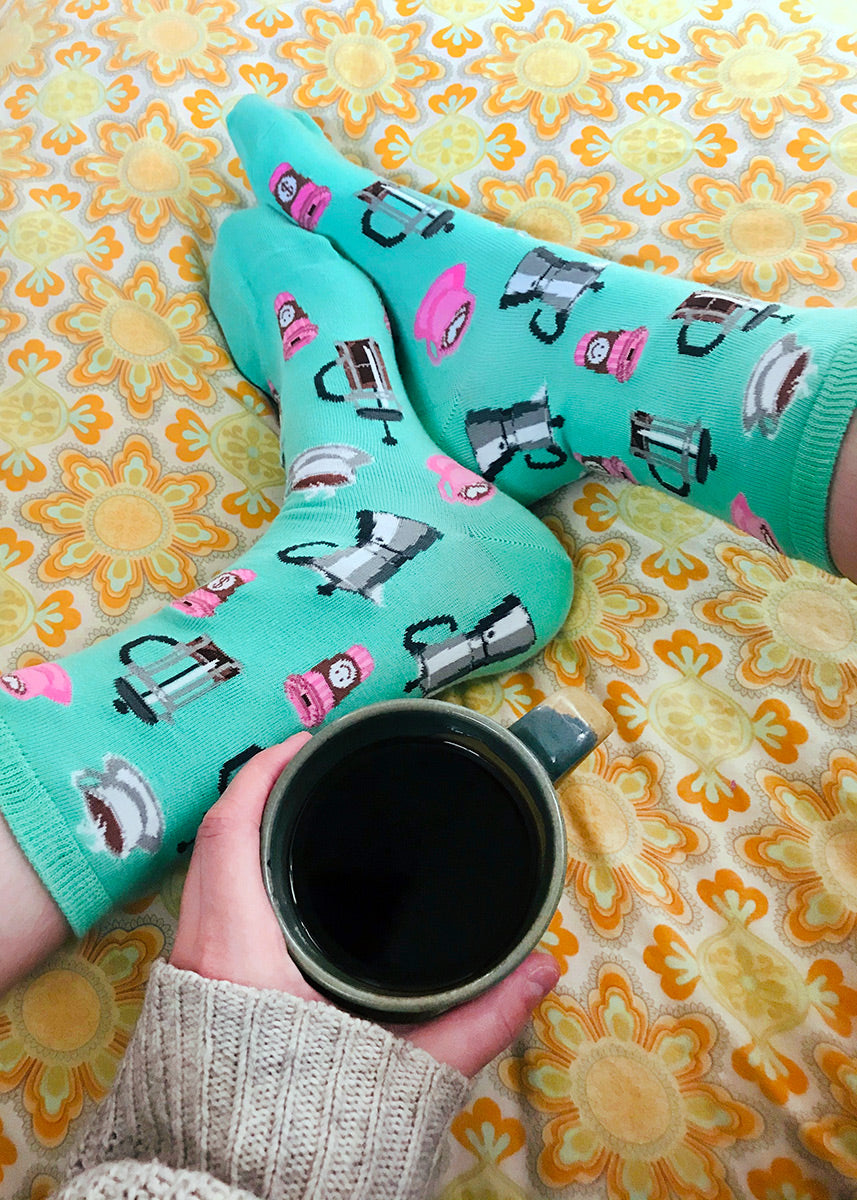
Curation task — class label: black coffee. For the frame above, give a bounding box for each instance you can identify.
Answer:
[286,735,543,993]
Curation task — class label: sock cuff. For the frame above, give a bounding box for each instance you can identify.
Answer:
[0,716,110,935]
[789,332,857,572]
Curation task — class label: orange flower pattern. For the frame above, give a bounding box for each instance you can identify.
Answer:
[73,99,238,243]
[697,544,857,726]
[741,753,857,947]
[557,743,707,937]
[541,517,666,688]
[480,155,634,250]
[51,262,231,420]
[22,434,234,615]
[644,869,857,1105]
[1,2,856,1194]
[606,628,808,822]
[669,13,850,139]
[281,0,444,139]
[663,155,857,300]
[500,964,762,1196]
[469,9,639,139]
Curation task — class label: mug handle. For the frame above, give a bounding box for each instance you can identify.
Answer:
[509,687,615,783]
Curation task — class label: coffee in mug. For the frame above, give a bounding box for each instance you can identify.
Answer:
[261,691,613,1020]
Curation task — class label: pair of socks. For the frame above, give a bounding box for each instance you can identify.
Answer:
[1,94,855,937]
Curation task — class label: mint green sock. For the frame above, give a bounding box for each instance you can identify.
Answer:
[0,208,572,935]
[227,94,857,574]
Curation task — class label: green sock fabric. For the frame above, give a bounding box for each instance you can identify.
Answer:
[227,94,857,574]
[0,208,572,935]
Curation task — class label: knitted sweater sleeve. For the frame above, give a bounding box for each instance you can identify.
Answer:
[54,958,470,1200]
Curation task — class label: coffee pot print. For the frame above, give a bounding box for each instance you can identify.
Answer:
[499,248,605,344]
[72,754,163,858]
[113,634,243,725]
[269,162,331,230]
[286,444,373,493]
[314,338,403,445]
[285,643,375,727]
[278,510,442,603]
[630,411,718,497]
[670,290,793,357]
[0,661,72,704]
[465,385,567,481]
[413,264,475,363]
[403,594,536,694]
[275,292,318,360]
[574,326,648,382]
[356,180,456,247]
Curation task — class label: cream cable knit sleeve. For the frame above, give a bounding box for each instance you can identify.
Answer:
[54,959,470,1200]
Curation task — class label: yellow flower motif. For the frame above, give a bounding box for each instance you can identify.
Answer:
[0,526,80,649]
[697,543,857,726]
[0,338,112,492]
[0,124,50,213]
[747,1157,832,1200]
[801,1044,857,1181]
[558,743,706,938]
[377,84,523,206]
[741,753,857,947]
[786,93,857,207]
[480,157,634,250]
[580,0,733,60]
[394,0,534,58]
[500,964,762,1196]
[646,870,857,1105]
[441,670,545,718]
[469,9,639,140]
[619,242,678,273]
[0,184,123,307]
[607,628,807,822]
[280,0,444,139]
[0,0,70,86]
[443,1096,530,1200]
[73,99,238,244]
[0,1115,15,1182]
[542,517,666,688]
[22,434,235,616]
[51,261,230,419]
[7,43,139,157]
[0,927,163,1145]
[165,393,285,530]
[0,267,27,345]
[669,13,851,139]
[571,84,737,216]
[93,0,253,86]
[663,155,857,299]
[245,0,296,36]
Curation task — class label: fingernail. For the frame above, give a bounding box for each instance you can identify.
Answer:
[526,954,561,1000]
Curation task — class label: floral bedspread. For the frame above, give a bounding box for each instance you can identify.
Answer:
[0,0,856,1197]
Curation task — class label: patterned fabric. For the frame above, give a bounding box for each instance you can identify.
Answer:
[0,1,855,1197]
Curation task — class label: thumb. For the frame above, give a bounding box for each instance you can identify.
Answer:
[406,951,561,1077]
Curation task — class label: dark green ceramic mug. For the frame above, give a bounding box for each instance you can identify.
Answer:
[260,690,612,1022]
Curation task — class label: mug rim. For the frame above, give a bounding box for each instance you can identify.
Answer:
[260,698,567,1020]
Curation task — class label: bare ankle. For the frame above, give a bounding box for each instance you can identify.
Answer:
[0,814,71,996]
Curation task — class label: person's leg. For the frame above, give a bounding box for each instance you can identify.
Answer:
[0,209,572,994]
[0,814,69,995]
[226,95,857,581]
[829,411,857,581]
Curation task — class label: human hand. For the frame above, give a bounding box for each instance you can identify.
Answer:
[169,735,561,1076]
